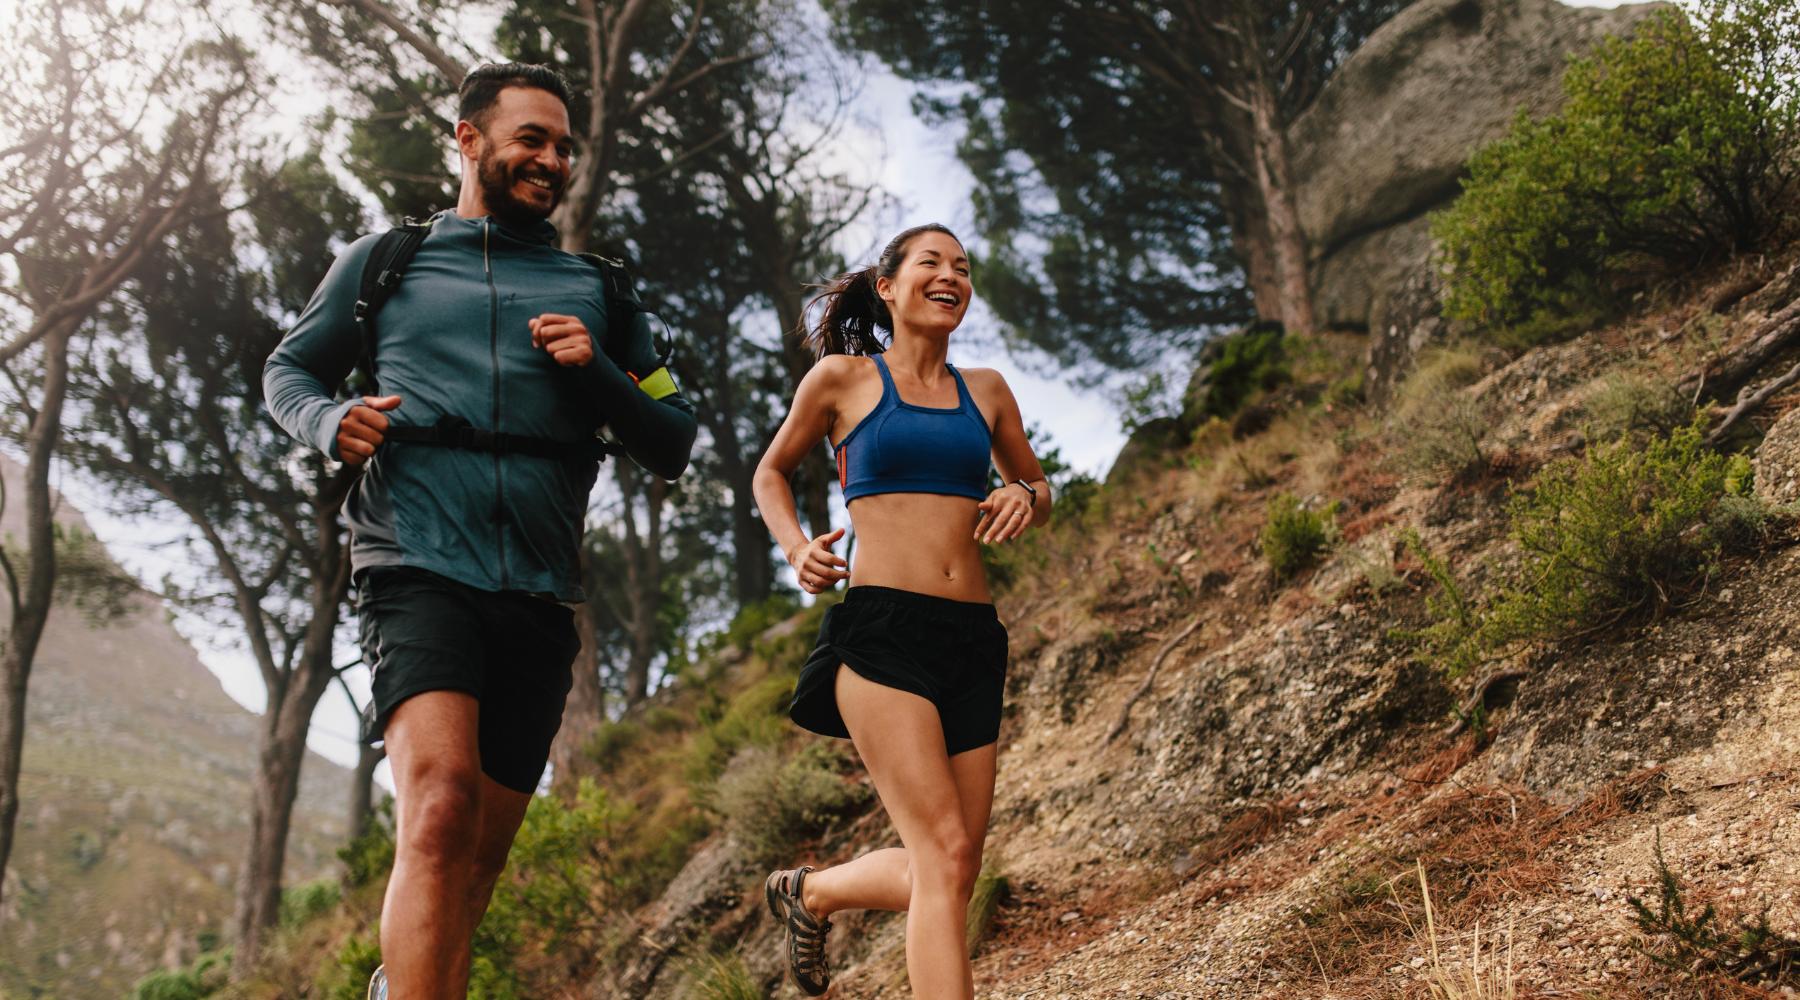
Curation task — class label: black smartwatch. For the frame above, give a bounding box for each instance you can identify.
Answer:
[1011,478,1038,504]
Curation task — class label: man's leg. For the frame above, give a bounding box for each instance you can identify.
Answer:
[464,775,532,932]
[380,690,485,1000]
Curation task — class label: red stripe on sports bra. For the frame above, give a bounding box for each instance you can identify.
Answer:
[837,446,848,489]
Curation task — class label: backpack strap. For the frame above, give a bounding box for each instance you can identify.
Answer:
[353,218,434,394]
[579,251,678,399]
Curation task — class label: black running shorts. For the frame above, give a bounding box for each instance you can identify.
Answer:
[791,585,1008,757]
[355,565,580,793]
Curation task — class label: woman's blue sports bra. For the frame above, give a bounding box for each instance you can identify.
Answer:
[834,354,992,502]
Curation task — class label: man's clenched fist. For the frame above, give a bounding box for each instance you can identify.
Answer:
[529,313,594,367]
[337,395,401,465]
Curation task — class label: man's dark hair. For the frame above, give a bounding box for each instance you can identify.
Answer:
[458,62,573,130]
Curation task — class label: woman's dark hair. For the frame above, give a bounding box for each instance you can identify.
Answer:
[804,223,964,358]
[458,62,574,130]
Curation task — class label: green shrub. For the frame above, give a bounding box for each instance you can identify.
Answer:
[1259,494,1339,580]
[682,672,797,787]
[132,951,228,1000]
[966,865,1011,957]
[1385,346,1493,483]
[584,718,644,772]
[707,743,871,867]
[338,798,395,889]
[279,876,340,929]
[1585,371,1696,442]
[685,950,765,1000]
[1489,422,1730,636]
[1435,0,1800,333]
[320,932,382,1000]
[1409,423,1746,675]
[1199,325,1289,421]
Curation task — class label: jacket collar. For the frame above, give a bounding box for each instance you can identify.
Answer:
[438,209,560,248]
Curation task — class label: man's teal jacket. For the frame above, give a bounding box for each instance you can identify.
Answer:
[262,211,697,602]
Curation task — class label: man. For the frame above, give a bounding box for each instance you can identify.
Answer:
[263,63,696,998]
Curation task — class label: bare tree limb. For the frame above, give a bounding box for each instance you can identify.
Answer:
[1106,615,1206,743]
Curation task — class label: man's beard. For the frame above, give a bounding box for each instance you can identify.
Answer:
[477,147,561,226]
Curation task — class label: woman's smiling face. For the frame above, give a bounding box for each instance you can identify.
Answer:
[878,231,972,337]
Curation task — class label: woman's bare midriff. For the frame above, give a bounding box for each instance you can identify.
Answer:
[845,493,992,603]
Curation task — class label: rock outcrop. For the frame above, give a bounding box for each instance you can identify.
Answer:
[1287,0,1667,391]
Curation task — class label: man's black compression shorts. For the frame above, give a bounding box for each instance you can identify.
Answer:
[355,565,579,793]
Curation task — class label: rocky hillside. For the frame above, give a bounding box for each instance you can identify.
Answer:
[0,457,356,1000]
[583,261,1798,999]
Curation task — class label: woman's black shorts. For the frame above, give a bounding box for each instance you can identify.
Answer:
[354,565,580,794]
[790,585,1008,757]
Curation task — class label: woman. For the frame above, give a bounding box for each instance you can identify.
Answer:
[751,223,1051,998]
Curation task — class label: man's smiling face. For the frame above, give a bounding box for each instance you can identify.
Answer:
[468,86,573,224]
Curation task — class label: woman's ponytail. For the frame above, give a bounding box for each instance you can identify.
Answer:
[799,222,962,360]
[803,265,890,358]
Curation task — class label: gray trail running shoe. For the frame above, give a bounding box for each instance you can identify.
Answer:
[765,866,832,995]
[367,964,387,1000]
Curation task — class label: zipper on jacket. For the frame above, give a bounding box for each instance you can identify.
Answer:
[485,220,510,589]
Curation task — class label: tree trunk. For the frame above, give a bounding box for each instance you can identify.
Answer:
[348,742,384,839]
[231,690,312,973]
[1217,171,1285,326]
[0,322,73,909]
[231,498,348,977]
[1236,14,1315,335]
[620,472,668,709]
[549,599,604,793]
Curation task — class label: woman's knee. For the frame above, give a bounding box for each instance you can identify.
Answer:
[907,831,982,898]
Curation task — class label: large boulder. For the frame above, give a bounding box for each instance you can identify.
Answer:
[1289,0,1669,332]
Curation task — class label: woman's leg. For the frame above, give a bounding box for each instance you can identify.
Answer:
[828,667,983,999]
[802,742,997,917]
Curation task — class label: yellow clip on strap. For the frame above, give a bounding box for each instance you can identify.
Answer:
[633,366,679,401]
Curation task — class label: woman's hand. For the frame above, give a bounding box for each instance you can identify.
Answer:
[788,527,850,594]
[975,483,1035,544]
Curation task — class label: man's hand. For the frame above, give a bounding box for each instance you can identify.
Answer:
[529,313,595,367]
[788,527,849,594]
[337,395,401,466]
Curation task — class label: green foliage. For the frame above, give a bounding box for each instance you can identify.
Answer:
[68,828,105,870]
[1629,829,1800,986]
[709,594,805,657]
[338,798,395,890]
[1585,371,1696,443]
[1435,0,1800,332]
[1117,369,1181,435]
[1407,424,1751,675]
[1394,529,1479,672]
[584,718,645,773]
[707,743,871,868]
[1489,423,1729,636]
[1199,326,1290,421]
[322,932,381,1000]
[1259,494,1339,580]
[1385,346,1492,483]
[131,950,228,1000]
[966,865,1011,957]
[685,949,766,1000]
[828,0,1404,378]
[280,877,341,929]
[682,672,797,787]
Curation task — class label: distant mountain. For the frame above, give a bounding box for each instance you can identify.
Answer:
[0,456,355,999]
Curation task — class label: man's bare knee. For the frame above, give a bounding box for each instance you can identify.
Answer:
[398,768,483,870]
